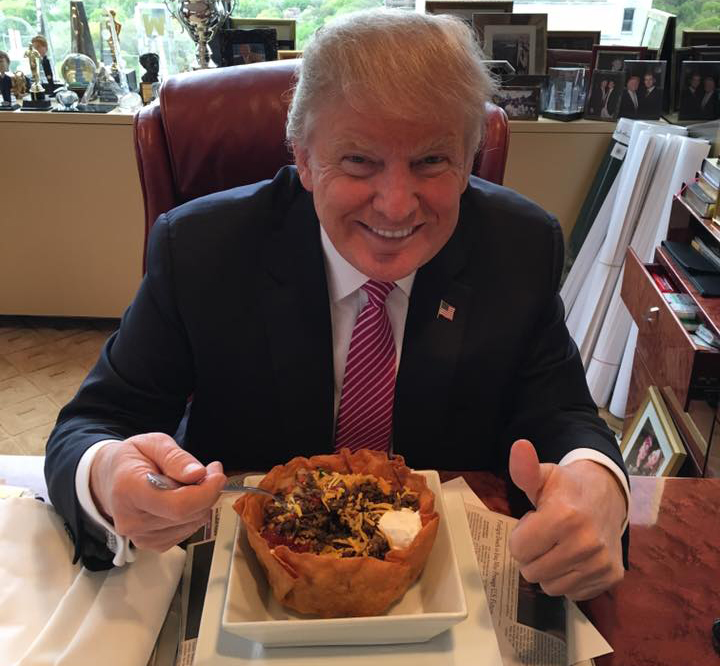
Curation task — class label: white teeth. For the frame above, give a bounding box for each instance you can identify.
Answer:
[368,226,414,239]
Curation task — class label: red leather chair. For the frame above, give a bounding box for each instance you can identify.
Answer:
[134,59,509,270]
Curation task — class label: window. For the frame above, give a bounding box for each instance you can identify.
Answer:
[622,8,635,33]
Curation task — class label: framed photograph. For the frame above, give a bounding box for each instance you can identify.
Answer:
[492,85,541,120]
[682,30,720,48]
[672,46,692,110]
[485,59,516,83]
[425,1,513,23]
[546,48,592,73]
[619,60,666,120]
[621,386,686,477]
[690,45,720,61]
[228,18,296,50]
[677,61,720,121]
[661,386,706,475]
[584,69,625,121]
[473,13,548,75]
[218,28,278,67]
[547,30,600,52]
[641,9,673,51]
[590,45,648,80]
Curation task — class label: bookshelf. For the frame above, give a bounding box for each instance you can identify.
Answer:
[621,194,720,477]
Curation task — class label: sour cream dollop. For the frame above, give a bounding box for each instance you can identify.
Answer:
[378,508,422,550]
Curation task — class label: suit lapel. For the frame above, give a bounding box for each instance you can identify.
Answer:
[394,210,473,455]
[260,190,335,453]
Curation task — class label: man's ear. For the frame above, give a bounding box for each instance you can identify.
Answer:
[293,143,314,192]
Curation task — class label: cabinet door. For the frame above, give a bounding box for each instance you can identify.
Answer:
[621,249,698,408]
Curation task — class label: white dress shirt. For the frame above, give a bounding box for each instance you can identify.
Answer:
[77,224,629,565]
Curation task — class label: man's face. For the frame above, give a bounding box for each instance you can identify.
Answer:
[644,74,655,89]
[0,57,8,74]
[627,77,639,92]
[294,99,472,282]
[608,80,615,91]
[691,74,701,88]
[705,77,716,92]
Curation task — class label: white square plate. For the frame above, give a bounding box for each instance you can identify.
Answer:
[220,470,467,647]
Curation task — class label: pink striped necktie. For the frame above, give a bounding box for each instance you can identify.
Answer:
[335,280,396,453]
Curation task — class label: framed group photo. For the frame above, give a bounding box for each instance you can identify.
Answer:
[491,85,541,119]
[677,61,720,120]
[473,13,548,75]
[584,69,624,120]
[621,386,686,477]
[618,60,666,120]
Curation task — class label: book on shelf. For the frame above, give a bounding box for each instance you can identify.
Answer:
[701,157,720,190]
[696,170,719,202]
[691,237,720,272]
[682,181,716,218]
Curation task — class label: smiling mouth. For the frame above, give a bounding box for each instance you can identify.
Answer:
[362,223,421,239]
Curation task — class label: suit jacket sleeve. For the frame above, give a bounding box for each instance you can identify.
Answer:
[44,215,194,569]
[501,219,625,470]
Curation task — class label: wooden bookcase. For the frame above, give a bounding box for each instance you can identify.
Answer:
[621,195,720,477]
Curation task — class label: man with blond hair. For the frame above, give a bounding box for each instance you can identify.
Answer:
[46,10,628,602]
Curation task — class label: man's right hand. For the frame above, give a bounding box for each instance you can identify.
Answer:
[89,433,227,552]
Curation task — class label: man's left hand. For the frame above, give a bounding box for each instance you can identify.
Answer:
[508,439,626,601]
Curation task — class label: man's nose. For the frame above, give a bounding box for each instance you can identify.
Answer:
[372,164,419,223]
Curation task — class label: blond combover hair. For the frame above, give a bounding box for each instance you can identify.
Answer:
[286,10,496,157]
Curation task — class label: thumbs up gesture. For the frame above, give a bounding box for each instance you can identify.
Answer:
[508,439,626,601]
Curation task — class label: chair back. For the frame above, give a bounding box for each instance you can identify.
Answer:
[133,60,509,267]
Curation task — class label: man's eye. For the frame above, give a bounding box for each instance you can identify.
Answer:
[422,156,445,165]
[342,155,375,175]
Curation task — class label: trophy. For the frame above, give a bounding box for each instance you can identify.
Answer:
[23,41,52,109]
[165,0,234,69]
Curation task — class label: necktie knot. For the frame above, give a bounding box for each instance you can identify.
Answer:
[362,280,395,307]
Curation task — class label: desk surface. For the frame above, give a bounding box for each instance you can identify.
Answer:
[2,456,718,665]
[447,471,720,666]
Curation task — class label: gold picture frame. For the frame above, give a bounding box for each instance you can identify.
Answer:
[621,386,686,477]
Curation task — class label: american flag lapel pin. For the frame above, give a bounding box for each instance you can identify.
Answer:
[437,299,456,322]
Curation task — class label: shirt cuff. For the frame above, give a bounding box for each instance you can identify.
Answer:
[558,448,630,530]
[75,440,136,567]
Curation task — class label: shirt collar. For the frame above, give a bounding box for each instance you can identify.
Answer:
[320,225,415,303]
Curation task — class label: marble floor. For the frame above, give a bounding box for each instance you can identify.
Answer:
[0,315,624,457]
[0,316,118,456]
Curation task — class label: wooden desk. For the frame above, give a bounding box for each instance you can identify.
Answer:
[448,471,720,666]
[3,456,718,664]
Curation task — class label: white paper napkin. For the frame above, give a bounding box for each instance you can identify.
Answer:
[0,497,185,666]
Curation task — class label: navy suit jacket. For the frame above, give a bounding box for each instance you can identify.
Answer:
[45,166,625,569]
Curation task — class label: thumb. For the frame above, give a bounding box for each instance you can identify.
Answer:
[509,439,553,507]
[131,432,207,484]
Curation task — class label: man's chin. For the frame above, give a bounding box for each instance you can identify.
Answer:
[357,254,421,283]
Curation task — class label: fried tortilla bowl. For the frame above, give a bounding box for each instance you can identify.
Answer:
[233,448,440,618]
